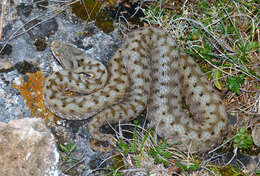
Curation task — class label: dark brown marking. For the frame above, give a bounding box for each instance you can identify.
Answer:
[61,101,66,108]
[68,72,73,81]
[131,48,137,52]
[110,107,116,117]
[170,82,179,88]
[134,99,146,107]
[118,79,126,84]
[55,72,63,82]
[159,94,165,99]
[95,79,103,85]
[136,74,142,78]
[69,60,74,68]
[144,77,150,83]
[130,104,137,114]
[95,63,101,67]
[93,98,99,105]
[180,75,184,81]
[113,78,119,82]
[144,89,149,95]
[78,58,84,66]
[119,104,128,115]
[160,82,168,86]
[49,94,56,99]
[152,68,159,72]
[143,65,149,70]
[159,121,165,127]
[172,105,178,109]
[152,77,159,82]
[198,133,202,139]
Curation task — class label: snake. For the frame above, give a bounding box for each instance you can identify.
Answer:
[43,27,227,152]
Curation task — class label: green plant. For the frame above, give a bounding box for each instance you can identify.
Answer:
[233,127,253,149]
[226,74,245,95]
[148,140,172,167]
[108,169,124,176]
[58,140,77,162]
[176,162,201,172]
[256,169,260,174]
[117,120,139,155]
[142,5,168,24]
[112,118,174,175]
[117,119,150,168]
[213,68,223,90]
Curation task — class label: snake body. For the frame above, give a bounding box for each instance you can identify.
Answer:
[43,27,227,152]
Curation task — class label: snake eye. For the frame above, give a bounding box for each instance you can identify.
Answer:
[79,72,94,82]
[79,72,93,77]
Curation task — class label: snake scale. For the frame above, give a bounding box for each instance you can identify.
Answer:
[43,27,227,152]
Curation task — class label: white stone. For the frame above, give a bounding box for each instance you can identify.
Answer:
[0,118,60,176]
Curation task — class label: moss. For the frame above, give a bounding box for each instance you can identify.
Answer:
[14,61,39,74]
[217,165,246,176]
[71,0,114,33]
[34,38,47,51]
[95,12,114,33]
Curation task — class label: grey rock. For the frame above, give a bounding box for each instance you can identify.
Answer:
[0,70,32,122]
[24,18,58,40]
[0,118,60,176]
[16,3,33,17]
[252,122,260,147]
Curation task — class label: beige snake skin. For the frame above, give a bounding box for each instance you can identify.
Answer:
[43,27,227,152]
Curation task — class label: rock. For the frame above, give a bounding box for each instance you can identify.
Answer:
[0,60,13,71]
[16,3,33,17]
[0,118,60,176]
[24,18,58,40]
[252,122,260,147]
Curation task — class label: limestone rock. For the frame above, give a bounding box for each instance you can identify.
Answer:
[0,118,60,176]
